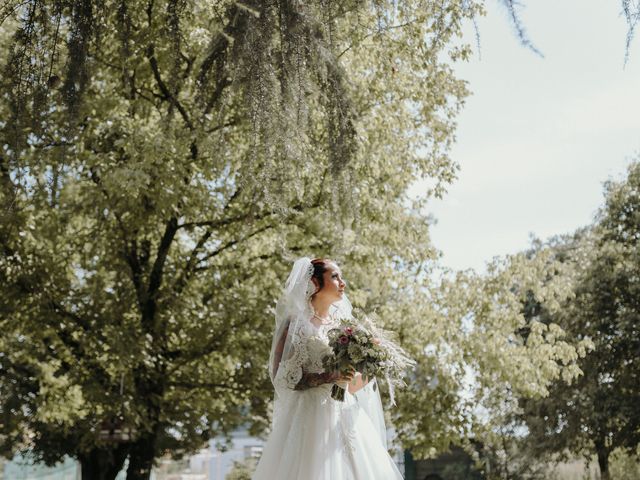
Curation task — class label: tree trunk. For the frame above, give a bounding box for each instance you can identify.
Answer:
[79,444,129,480]
[125,434,157,480]
[596,445,610,480]
[126,363,165,479]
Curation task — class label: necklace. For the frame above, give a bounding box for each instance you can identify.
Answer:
[312,312,332,324]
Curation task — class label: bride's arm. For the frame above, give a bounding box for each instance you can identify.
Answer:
[274,325,348,390]
[294,369,355,391]
[272,325,289,377]
[294,371,340,390]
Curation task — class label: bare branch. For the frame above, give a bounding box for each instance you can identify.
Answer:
[622,0,640,66]
[497,0,543,57]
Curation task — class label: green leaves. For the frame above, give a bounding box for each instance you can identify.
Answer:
[496,160,640,478]
[34,361,89,425]
[2,0,474,470]
[389,248,592,459]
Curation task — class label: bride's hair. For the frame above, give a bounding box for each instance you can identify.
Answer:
[310,258,335,296]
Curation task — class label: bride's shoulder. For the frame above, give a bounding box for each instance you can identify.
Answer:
[292,316,317,336]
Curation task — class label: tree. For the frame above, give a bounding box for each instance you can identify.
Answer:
[0,1,625,478]
[0,1,481,478]
[390,245,592,461]
[474,433,552,480]
[517,160,640,480]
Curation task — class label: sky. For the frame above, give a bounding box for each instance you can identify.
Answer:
[422,0,640,272]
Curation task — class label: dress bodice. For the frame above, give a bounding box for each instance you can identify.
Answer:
[275,317,336,390]
[301,320,335,374]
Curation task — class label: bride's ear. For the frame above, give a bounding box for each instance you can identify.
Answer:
[311,277,320,294]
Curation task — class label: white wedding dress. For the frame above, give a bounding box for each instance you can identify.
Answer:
[252,318,404,480]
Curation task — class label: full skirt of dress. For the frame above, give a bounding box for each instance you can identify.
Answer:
[252,382,403,480]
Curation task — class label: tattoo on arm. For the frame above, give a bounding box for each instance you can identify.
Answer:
[294,371,339,391]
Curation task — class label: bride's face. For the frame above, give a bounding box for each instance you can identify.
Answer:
[317,262,346,303]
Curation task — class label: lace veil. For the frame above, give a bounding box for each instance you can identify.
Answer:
[268,257,388,447]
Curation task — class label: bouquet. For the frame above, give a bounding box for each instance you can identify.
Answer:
[323,315,415,403]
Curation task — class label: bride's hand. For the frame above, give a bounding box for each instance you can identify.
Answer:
[335,367,355,384]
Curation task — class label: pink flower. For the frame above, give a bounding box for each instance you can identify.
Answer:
[339,335,350,345]
[344,327,353,335]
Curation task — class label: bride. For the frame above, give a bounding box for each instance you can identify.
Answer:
[252,257,404,479]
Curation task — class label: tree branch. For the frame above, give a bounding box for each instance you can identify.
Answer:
[171,228,213,297]
[177,195,321,231]
[195,224,273,269]
[145,217,179,320]
[196,3,250,115]
[125,239,146,310]
[146,43,194,130]
[205,118,239,134]
[497,0,543,57]
[177,210,271,231]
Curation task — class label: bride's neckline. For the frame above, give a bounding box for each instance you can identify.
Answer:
[310,312,335,327]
